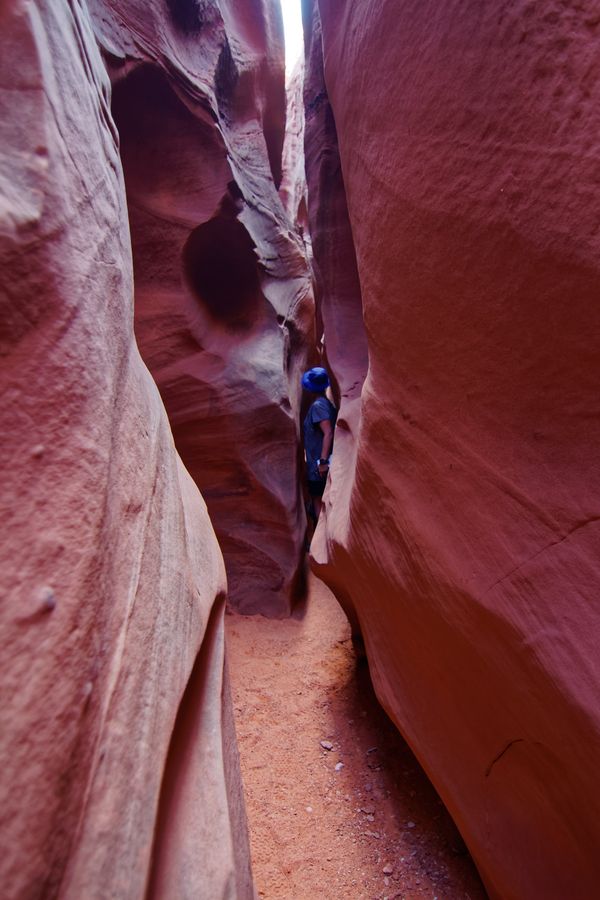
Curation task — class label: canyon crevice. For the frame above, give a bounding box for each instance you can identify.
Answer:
[100,0,314,617]
[2,0,600,898]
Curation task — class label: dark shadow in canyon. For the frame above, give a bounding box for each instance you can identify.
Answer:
[182,212,263,333]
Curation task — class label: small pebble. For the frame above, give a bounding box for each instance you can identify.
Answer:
[407,820,416,828]
[383,863,394,875]
[31,444,45,458]
[38,586,56,613]
[364,782,373,792]
[305,806,313,813]
[334,762,344,771]
[320,740,334,751]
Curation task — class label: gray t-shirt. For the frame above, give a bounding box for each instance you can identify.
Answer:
[303,396,337,480]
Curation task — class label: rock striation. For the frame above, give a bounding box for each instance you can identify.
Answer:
[0,1,253,897]
[304,1,600,897]
[98,0,314,616]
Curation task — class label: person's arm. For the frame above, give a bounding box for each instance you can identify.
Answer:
[317,419,333,476]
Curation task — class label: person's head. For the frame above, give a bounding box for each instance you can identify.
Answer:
[301,366,330,394]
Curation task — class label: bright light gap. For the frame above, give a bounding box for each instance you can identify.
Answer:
[280,0,304,78]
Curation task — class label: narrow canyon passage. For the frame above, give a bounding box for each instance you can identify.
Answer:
[227,575,486,899]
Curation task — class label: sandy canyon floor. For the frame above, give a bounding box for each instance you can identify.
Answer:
[226,574,487,900]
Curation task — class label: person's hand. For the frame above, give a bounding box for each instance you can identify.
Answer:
[318,461,329,477]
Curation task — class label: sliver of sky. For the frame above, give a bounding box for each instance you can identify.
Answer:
[280,0,304,78]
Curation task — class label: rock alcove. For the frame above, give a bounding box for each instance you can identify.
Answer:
[182,210,264,335]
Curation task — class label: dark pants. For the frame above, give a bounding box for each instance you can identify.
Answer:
[307,476,327,498]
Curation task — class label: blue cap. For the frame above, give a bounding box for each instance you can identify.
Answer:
[301,366,330,392]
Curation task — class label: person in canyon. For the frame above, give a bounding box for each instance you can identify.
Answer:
[302,367,337,521]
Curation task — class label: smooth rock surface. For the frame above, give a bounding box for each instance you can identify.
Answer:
[0,2,253,897]
[304,1,600,897]
[302,0,368,404]
[302,0,368,637]
[95,0,314,616]
[280,59,309,235]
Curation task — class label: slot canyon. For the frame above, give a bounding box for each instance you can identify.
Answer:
[1,1,599,899]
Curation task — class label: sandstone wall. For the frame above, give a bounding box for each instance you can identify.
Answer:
[302,0,368,635]
[304,1,600,897]
[93,0,314,616]
[279,60,308,234]
[0,2,253,896]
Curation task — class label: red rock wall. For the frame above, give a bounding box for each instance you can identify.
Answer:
[302,0,368,635]
[302,0,367,404]
[93,0,314,616]
[0,2,253,896]
[279,60,308,233]
[305,1,600,897]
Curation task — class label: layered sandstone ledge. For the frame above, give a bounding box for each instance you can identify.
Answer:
[304,1,600,897]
